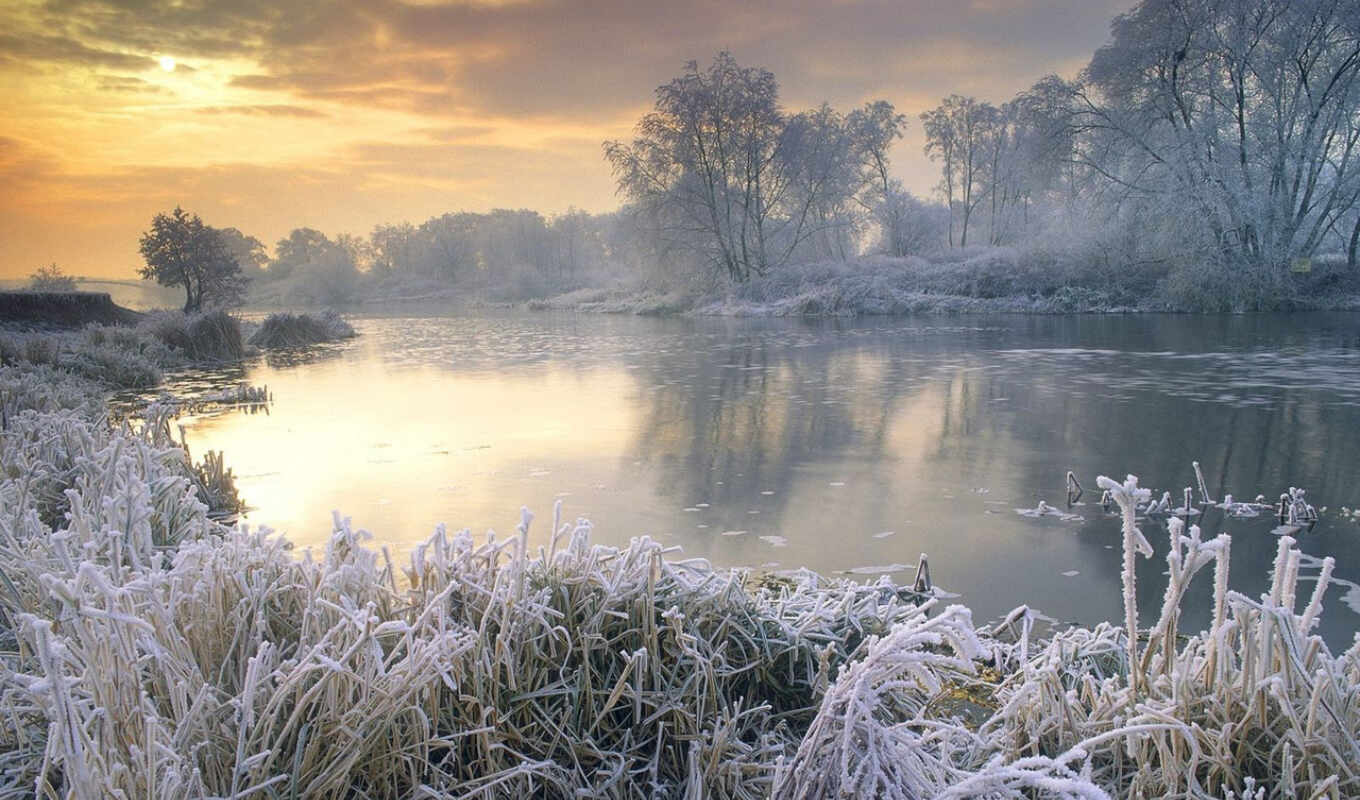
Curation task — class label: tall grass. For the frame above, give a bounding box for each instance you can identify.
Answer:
[1,359,1356,798]
[142,309,247,362]
[247,311,356,349]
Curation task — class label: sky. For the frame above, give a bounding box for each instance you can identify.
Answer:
[0,0,1133,279]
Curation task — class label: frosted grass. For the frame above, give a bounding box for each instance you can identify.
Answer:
[2,361,1357,798]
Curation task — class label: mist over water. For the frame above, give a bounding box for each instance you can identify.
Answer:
[176,310,1360,645]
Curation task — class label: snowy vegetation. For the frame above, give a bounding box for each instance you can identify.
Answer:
[1,347,1357,797]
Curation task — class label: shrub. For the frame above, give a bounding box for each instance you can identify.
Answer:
[27,263,77,292]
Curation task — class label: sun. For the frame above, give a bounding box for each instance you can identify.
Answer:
[158,55,176,72]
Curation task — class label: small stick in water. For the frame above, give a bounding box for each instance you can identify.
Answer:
[1066,471,1083,507]
[1193,460,1215,505]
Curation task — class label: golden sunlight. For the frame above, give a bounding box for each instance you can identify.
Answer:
[158,55,176,72]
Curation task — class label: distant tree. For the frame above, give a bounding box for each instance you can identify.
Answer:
[875,185,949,257]
[270,228,330,280]
[782,104,865,260]
[269,227,362,305]
[28,263,77,292]
[138,207,248,312]
[922,95,999,248]
[847,100,909,202]
[215,227,269,281]
[550,208,590,278]
[418,213,480,281]
[369,222,418,276]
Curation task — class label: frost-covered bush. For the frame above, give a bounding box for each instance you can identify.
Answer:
[247,310,357,349]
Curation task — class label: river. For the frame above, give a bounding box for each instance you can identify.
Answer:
[173,310,1360,645]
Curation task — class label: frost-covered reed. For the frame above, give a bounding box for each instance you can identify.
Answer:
[2,359,1357,798]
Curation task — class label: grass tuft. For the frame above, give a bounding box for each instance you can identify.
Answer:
[248,311,357,349]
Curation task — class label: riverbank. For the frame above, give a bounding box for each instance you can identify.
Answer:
[258,250,1360,317]
[0,308,361,391]
[0,330,1356,797]
[0,290,144,328]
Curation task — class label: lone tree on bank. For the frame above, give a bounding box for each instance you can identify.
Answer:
[138,207,248,312]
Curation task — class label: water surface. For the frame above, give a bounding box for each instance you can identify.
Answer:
[176,311,1360,645]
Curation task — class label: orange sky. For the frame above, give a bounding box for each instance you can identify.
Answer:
[0,0,1132,279]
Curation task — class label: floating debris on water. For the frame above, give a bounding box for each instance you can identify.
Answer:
[873,531,896,539]
[1015,500,1083,521]
[759,534,788,547]
[1217,494,1265,518]
[721,530,747,536]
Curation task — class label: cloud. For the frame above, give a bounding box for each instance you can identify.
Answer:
[0,31,156,70]
[195,104,330,118]
[15,0,1130,119]
[94,74,170,93]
